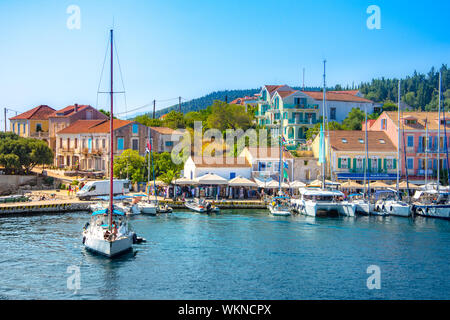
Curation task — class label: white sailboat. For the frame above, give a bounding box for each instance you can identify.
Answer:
[297,60,355,217]
[412,71,450,219]
[82,29,134,257]
[185,198,219,213]
[267,117,291,216]
[375,80,411,217]
[138,131,158,215]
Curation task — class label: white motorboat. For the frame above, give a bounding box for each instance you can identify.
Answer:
[295,188,356,217]
[185,198,219,213]
[412,190,450,219]
[267,196,291,216]
[138,200,158,215]
[157,203,173,214]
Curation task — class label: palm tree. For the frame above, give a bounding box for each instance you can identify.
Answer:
[158,169,180,200]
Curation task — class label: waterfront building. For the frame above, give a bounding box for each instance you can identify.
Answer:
[9,105,55,144]
[255,85,377,147]
[149,127,183,153]
[55,119,148,173]
[368,111,450,183]
[311,130,398,182]
[183,155,252,180]
[48,104,108,152]
[239,146,294,181]
[291,152,321,183]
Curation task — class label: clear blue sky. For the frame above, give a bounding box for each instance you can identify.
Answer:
[0,0,449,118]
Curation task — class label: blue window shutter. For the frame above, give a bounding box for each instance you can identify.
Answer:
[418,137,423,151]
[230,172,236,179]
[117,138,124,150]
[88,138,92,151]
[132,124,138,134]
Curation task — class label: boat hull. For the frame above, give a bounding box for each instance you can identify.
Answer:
[414,204,450,219]
[268,204,291,216]
[84,235,133,257]
[303,201,355,217]
[384,201,411,217]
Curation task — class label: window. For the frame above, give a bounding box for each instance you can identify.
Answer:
[67,138,70,149]
[381,119,387,130]
[60,138,63,148]
[379,139,386,144]
[12,123,15,133]
[371,157,378,170]
[341,138,348,143]
[330,108,336,120]
[338,158,349,169]
[88,138,92,151]
[117,137,124,150]
[36,123,42,132]
[132,139,139,151]
[132,124,139,134]
[407,158,414,169]
[102,139,106,148]
[230,172,236,179]
[95,139,99,149]
[358,139,364,144]
[165,141,173,147]
[74,138,78,149]
[82,139,86,149]
[385,158,394,169]
[356,158,364,169]
[407,136,414,147]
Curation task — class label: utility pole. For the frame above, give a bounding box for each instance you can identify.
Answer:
[4,108,6,132]
[153,100,156,119]
[179,96,181,113]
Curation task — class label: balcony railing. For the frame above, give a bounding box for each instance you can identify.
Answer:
[284,104,319,110]
[288,118,317,125]
[347,168,393,174]
[416,169,434,176]
[417,146,449,153]
[30,131,49,138]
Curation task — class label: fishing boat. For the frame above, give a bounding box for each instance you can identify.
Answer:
[294,188,355,217]
[268,196,291,216]
[82,29,134,257]
[185,198,219,213]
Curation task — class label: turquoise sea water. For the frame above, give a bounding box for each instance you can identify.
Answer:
[0,210,449,300]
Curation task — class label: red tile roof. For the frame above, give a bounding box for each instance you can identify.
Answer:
[10,105,55,120]
[302,91,373,103]
[150,126,180,135]
[247,147,294,159]
[49,104,91,118]
[328,131,396,152]
[277,90,297,98]
[328,90,360,96]
[57,119,133,134]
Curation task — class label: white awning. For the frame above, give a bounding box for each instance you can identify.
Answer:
[196,173,228,185]
[228,176,257,187]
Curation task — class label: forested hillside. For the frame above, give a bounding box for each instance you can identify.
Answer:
[359,64,449,110]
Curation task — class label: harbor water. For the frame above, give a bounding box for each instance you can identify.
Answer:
[0,210,449,300]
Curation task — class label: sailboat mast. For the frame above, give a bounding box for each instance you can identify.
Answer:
[397,80,400,195]
[438,72,441,190]
[147,127,151,201]
[279,119,282,196]
[364,104,370,199]
[322,60,326,189]
[109,29,114,227]
[425,117,428,186]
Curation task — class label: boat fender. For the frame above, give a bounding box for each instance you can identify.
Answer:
[132,232,137,244]
[82,236,85,244]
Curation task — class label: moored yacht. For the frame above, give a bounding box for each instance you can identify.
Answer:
[347,193,373,215]
[412,190,450,219]
[292,188,356,217]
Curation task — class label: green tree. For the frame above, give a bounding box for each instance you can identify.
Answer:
[305,121,343,141]
[113,149,146,183]
[163,111,185,129]
[342,108,366,130]
[206,100,253,132]
[134,114,162,127]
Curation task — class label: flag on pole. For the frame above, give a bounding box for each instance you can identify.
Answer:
[283,161,288,169]
[145,140,152,154]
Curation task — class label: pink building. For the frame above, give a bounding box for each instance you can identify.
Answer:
[369,111,450,183]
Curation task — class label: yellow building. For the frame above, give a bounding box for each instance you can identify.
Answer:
[311,130,398,182]
[9,105,55,144]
